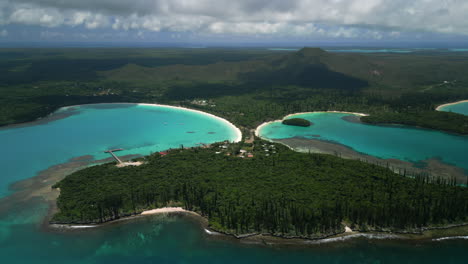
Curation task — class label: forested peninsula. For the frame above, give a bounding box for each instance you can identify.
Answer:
[52,141,468,239]
[361,111,468,135]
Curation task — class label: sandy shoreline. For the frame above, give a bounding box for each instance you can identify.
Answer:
[140,207,192,215]
[60,102,243,143]
[138,103,242,143]
[254,111,368,138]
[49,207,200,229]
[435,100,468,111]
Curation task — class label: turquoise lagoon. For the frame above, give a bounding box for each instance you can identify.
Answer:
[0,103,240,198]
[258,112,468,171]
[438,101,468,116]
[0,104,467,264]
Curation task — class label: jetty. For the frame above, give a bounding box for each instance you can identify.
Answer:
[104,148,124,164]
[104,148,143,168]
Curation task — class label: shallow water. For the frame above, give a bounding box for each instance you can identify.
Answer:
[0,105,467,263]
[439,101,468,116]
[258,112,468,171]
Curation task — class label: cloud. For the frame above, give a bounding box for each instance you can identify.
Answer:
[1,0,468,38]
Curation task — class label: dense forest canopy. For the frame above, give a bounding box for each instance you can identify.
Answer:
[52,142,468,238]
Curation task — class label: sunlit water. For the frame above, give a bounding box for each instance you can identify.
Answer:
[258,112,468,171]
[0,105,467,263]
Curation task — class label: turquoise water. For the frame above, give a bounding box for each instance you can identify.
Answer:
[0,105,467,263]
[0,103,239,198]
[259,112,468,171]
[439,101,468,116]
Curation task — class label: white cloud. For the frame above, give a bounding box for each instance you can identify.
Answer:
[9,7,65,27]
[1,0,468,37]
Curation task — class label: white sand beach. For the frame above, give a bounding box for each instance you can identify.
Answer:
[138,103,242,143]
[435,100,468,111]
[140,207,191,215]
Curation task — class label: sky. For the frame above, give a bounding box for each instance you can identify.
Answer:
[1,0,468,47]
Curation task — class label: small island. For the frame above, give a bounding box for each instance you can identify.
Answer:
[282,118,312,127]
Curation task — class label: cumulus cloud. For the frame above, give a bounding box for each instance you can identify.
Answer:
[0,0,467,37]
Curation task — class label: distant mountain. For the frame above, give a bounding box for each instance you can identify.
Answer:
[240,48,369,90]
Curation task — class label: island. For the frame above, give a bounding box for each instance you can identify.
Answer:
[282,118,312,127]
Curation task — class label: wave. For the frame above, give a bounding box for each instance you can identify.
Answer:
[204,228,221,235]
[432,236,468,241]
[50,224,97,229]
[305,233,403,244]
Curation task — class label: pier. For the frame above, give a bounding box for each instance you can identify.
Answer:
[104,148,143,167]
[104,148,124,164]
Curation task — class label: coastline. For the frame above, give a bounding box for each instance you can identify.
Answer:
[255,111,468,184]
[435,100,468,111]
[49,203,468,244]
[140,207,195,215]
[0,101,242,228]
[254,111,368,139]
[59,102,243,143]
[50,207,202,230]
[138,103,242,143]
